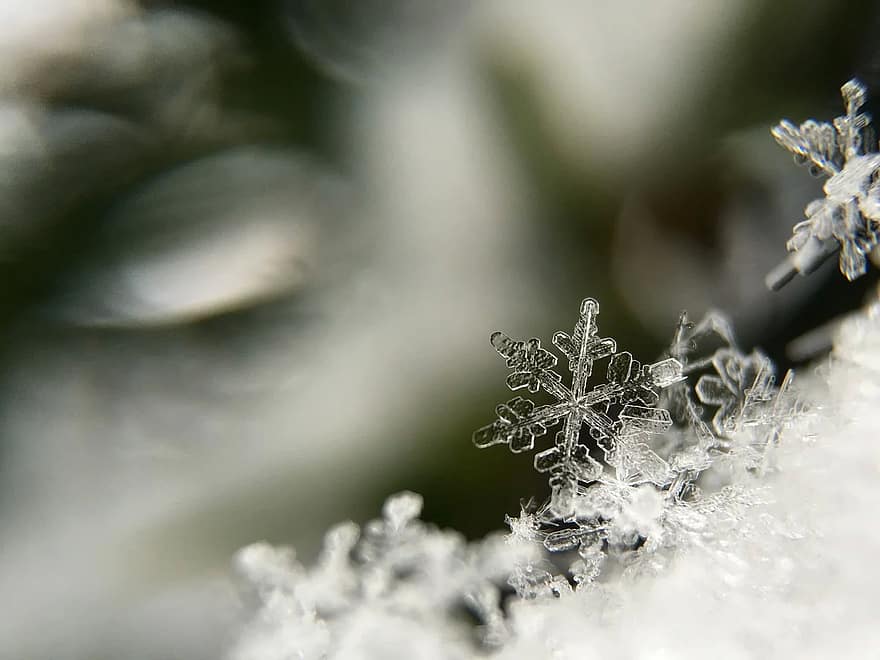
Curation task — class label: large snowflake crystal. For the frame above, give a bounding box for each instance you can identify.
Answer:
[770,78,880,285]
[474,298,684,518]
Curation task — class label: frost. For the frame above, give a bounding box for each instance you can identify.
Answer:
[476,298,797,591]
[769,79,880,286]
[230,492,536,660]
[662,311,795,473]
[232,298,857,660]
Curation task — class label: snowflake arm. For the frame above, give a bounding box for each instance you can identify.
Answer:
[489,332,566,395]
[473,396,567,452]
[554,297,617,399]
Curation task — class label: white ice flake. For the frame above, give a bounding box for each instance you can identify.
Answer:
[769,79,880,285]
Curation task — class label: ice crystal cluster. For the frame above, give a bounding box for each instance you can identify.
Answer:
[230,83,880,659]
[231,491,539,659]
[768,78,880,287]
[230,298,836,660]
[475,298,794,591]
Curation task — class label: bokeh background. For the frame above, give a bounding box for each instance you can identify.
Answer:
[1,1,879,658]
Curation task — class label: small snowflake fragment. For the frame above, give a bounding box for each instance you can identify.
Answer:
[665,311,779,439]
[662,311,796,477]
[768,78,880,288]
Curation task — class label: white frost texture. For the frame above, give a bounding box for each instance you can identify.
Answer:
[230,298,880,659]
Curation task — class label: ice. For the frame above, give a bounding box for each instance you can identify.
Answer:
[474,297,683,522]
[233,299,814,658]
[769,79,880,285]
[474,299,800,592]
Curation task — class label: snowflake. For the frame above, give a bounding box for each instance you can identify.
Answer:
[770,78,880,285]
[665,311,779,437]
[231,492,536,659]
[474,297,684,519]
[662,310,795,480]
